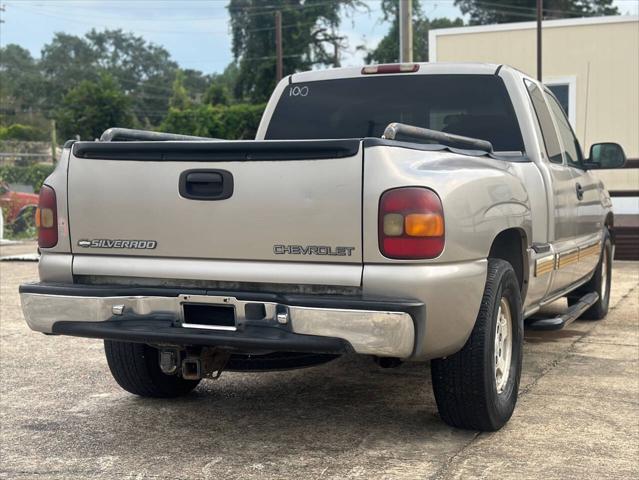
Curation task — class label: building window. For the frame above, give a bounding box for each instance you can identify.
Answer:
[544,77,576,128]
[548,84,569,115]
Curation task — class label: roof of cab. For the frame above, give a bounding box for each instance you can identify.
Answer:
[290,62,504,83]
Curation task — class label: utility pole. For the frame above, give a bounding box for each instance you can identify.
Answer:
[536,0,542,81]
[51,120,58,165]
[399,0,413,63]
[275,11,283,82]
[332,29,340,68]
[50,120,57,164]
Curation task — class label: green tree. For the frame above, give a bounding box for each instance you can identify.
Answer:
[0,124,48,141]
[203,82,231,106]
[217,63,241,99]
[454,0,618,25]
[39,33,100,106]
[40,30,178,125]
[182,69,213,102]
[365,0,463,64]
[0,45,44,111]
[55,74,133,140]
[169,71,191,110]
[86,29,178,124]
[160,103,265,140]
[228,0,365,102]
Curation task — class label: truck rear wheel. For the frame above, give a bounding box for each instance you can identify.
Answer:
[431,258,523,431]
[104,341,200,398]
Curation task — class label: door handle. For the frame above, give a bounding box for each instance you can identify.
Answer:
[575,182,584,201]
[179,169,233,200]
[187,172,222,184]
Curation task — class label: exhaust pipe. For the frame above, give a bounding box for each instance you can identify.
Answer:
[159,349,179,375]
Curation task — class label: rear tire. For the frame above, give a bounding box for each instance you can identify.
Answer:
[431,259,523,431]
[568,230,612,320]
[104,341,200,398]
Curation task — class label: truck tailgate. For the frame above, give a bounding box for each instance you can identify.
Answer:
[67,140,363,282]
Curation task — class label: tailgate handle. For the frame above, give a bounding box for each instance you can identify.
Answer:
[179,169,234,200]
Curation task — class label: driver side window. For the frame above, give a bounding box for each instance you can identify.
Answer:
[544,90,585,169]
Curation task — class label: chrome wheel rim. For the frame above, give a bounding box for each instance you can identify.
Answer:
[494,297,513,394]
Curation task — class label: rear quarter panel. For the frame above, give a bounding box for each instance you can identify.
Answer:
[36,147,73,283]
[362,144,533,359]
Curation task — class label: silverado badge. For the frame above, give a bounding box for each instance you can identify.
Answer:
[77,239,157,249]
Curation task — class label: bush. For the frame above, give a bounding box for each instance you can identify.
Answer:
[159,103,265,140]
[0,124,48,141]
[0,164,55,192]
[55,74,134,140]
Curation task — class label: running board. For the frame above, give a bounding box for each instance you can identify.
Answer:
[526,292,599,331]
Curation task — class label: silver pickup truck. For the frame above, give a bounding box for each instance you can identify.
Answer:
[21,63,626,431]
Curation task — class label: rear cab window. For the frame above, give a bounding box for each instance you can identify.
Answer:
[544,91,585,168]
[266,75,525,153]
[525,80,564,164]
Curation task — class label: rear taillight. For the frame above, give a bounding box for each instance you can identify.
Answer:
[36,185,58,248]
[379,187,444,259]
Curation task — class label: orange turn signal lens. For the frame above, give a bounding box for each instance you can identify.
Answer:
[404,213,444,237]
[35,208,41,228]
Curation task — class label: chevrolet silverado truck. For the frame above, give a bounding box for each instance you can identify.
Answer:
[20,63,627,431]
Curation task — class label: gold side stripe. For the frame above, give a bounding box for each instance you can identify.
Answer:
[558,250,579,269]
[535,257,555,277]
[534,241,601,276]
[558,256,579,269]
[535,266,554,276]
[579,243,600,260]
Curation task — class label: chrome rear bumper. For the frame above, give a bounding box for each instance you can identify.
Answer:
[20,285,419,358]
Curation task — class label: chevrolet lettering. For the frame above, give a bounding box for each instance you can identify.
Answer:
[273,245,355,256]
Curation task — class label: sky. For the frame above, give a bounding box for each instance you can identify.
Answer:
[1,0,638,74]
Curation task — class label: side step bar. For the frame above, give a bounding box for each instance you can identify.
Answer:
[526,292,599,331]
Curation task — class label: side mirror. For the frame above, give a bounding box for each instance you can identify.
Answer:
[585,142,626,169]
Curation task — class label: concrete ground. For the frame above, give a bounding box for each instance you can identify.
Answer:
[0,240,39,258]
[0,259,637,480]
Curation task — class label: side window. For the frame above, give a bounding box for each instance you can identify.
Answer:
[544,91,584,168]
[525,80,563,164]
[546,84,570,119]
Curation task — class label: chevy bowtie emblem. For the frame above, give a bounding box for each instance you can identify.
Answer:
[77,239,157,249]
